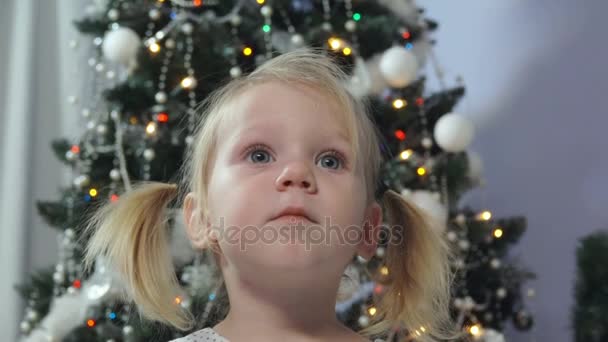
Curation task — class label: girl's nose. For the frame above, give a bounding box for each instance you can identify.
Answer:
[275,162,317,193]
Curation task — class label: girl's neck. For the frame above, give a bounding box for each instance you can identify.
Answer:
[214,267,369,342]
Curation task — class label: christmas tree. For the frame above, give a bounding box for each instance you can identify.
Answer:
[16,0,535,341]
[573,230,608,342]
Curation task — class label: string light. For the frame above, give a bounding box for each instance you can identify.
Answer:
[400,149,413,160]
[110,194,119,202]
[402,31,411,39]
[149,42,161,53]
[368,307,377,316]
[380,266,389,275]
[392,98,406,109]
[89,188,98,197]
[353,13,361,21]
[193,0,202,6]
[256,0,265,3]
[262,24,271,33]
[174,296,182,304]
[342,47,351,56]
[180,76,197,89]
[479,210,492,221]
[72,280,81,288]
[70,145,80,154]
[129,116,138,125]
[416,97,424,106]
[394,129,406,140]
[328,37,342,50]
[86,319,96,327]
[146,122,157,135]
[243,47,253,56]
[156,112,169,123]
[469,324,482,336]
[420,326,426,332]
[417,167,427,176]
[494,228,504,238]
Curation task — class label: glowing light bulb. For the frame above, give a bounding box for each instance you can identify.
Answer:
[87,319,96,327]
[417,167,427,176]
[368,307,377,316]
[243,47,253,56]
[89,188,98,197]
[342,47,352,56]
[400,149,413,160]
[479,210,492,221]
[328,37,342,50]
[380,266,389,275]
[180,76,197,89]
[494,228,503,238]
[146,122,157,134]
[174,296,182,304]
[256,0,265,3]
[392,98,406,109]
[149,42,161,53]
[469,324,482,336]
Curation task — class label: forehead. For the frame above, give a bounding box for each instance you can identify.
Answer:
[219,82,356,145]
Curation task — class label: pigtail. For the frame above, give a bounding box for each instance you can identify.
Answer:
[360,189,464,342]
[83,181,194,331]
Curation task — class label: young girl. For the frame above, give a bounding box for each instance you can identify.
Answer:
[84,48,462,342]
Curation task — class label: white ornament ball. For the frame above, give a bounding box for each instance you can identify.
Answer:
[421,137,433,149]
[527,288,536,298]
[102,27,141,65]
[107,9,119,21]
[260,5,272,17]
[375,246,385,257]
[379,46,419,88]
[463,296,475,310]
[453,298,463,309]
[357,315,370,327]
[155,91,167,104]
[402,190,447,231]
[230,66,242,78]
[455,214,467,225]
[496,287,507,299]
[67,286,77,294]
[143,148,155,161]
[53,272,64,283]
[291,34,304,47]
[185,135,194,145]
[345,20,356,32]
[26,310,38,321]
[65,228,75,238]
[321,22,332,31]
[446,231,457,242]
[434,113,475,152]
[106,70,116,79]
[95,63,105,72]
[74,175,90,188]
[109,169,121,181]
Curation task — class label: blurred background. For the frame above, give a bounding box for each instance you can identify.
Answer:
[1,0,607,341]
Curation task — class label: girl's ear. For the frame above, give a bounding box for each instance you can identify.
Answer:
[357,201,383,260]
[183,192,209,249]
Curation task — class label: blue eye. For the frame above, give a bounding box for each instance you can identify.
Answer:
[246,144,273,164]
[318,150,345,170]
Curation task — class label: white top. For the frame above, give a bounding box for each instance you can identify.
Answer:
[168,327,386,342]
[169,327,229,342]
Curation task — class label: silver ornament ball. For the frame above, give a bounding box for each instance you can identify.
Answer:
[149,8,160,20]
[181,22,194,35]
[155,91,167,104]
[229,66,242,78]
[261,5,273,17]
[110,169,121,181]
[345,20,356,32]
[357,315,370,327]
[107,9,119,21]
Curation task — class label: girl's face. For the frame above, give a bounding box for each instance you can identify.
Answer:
[192,81,381,282]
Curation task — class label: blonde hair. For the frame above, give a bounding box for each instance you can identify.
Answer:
[83,48,462,341]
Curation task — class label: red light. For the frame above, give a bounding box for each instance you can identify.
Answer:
[73,280,81,288]
[87,319,96,327]
[157,112,169,123]
[110,194,119,202]
[401,31,411,39]
[416,97,424,106]
[193,0,202,6]
[394,129,406,141]
[374,284,384,294]
[71,145,80,154]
